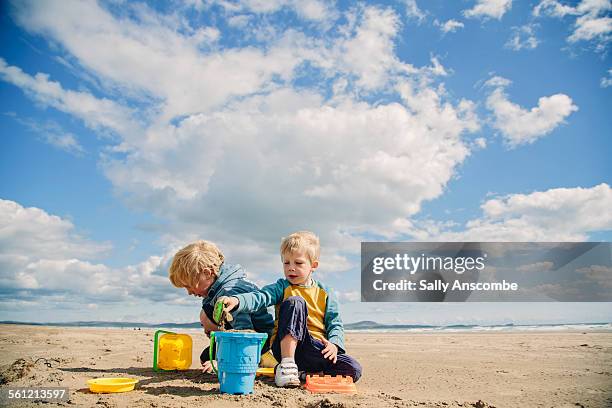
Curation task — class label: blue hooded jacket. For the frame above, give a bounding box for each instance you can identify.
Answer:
[201,263,274,335]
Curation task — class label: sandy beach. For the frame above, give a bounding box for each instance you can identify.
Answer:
[1,324,611,407]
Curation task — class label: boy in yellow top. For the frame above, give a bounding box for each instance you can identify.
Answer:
[221,231,362,387]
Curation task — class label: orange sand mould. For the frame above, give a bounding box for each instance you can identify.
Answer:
[304,375,357,394]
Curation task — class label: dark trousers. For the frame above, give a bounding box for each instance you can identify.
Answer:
[271,296,362,382]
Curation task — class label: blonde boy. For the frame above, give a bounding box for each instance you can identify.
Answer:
[221,231,362,387]
[169,240,274,372]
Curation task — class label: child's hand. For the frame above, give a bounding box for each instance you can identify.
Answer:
[222,296,240,313]
[320,338,338,364]
[201,360,216,374]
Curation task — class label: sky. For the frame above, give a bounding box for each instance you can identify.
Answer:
[0,0,611,326]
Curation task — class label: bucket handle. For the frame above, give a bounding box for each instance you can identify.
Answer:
[208,332,268,376]
[153,329,175,372]
[209,332,218,375]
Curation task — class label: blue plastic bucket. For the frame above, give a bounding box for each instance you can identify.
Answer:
[209,331,268,395]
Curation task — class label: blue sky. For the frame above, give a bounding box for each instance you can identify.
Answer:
[0,0,611,325]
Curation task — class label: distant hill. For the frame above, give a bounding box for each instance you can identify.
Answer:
[344,320,435,330]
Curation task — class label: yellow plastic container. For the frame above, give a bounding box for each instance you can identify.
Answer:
[87,377,138,393]
[256,367,274,377]
[153,330,192,371]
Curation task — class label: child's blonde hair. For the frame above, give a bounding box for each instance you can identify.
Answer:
[168,240,225,288]
[280,231,320,263]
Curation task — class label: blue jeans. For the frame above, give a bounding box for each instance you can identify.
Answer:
[271,296,362,382]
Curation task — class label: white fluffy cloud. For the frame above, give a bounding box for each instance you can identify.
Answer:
[3,1,481,273]
[484,76,578,147]
[534,0,612,51]
[102,84,479,251]
[8,1,427,118]
[199,0,335,22]
[11,0,308,121]
[328,6,417,91]
[427,184,612,241]
[0,199,110,293]
[463,0,513,20]
[40,132,84,156]
[435,19,465,34]
[402,0,426,22]
[0,199,110,263]
[0,199,178,305]
[570,14,612,44]
[0,58,138,138]
[505,24,540,50]
[533,0,579,17]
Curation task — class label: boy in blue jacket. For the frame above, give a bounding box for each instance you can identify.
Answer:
[220,231,362,387]
[169,240,275,372]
